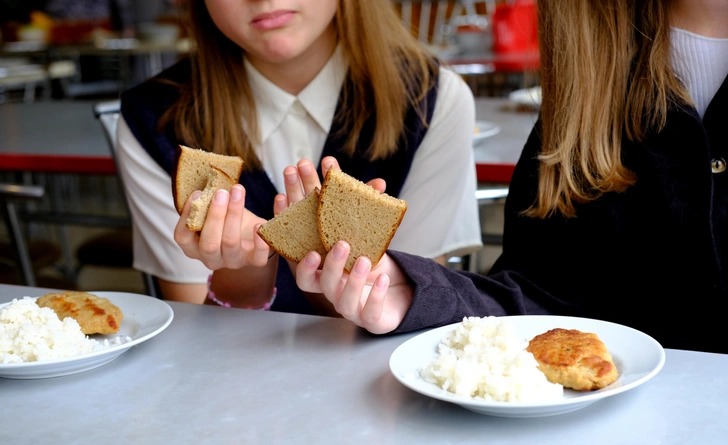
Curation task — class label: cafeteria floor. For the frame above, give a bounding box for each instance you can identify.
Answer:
[0,174,505,294]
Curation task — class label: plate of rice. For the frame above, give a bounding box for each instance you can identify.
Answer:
[0,291,174,379]
[389,315,665,418]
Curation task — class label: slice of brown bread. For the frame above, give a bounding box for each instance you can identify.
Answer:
[186,166,236,231]
[318,168,407,272]
[173,145,244,214]
[257,189,328,265]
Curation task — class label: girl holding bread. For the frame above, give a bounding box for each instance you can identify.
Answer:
[116,0,482,311]
[295,0,728,353]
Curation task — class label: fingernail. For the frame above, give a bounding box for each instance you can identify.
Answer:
[285,171,298,184]
[304,252,319,267]
[299,162,312,175]
[230,186,243,202]
[214,190,228,204]
[191,190,202,201]
[332,241,347,260]
[375,274,389,290]
[353,257,370,276]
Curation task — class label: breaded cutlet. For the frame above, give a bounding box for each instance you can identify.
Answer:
[526,328,618,391]
[36,291,123,335]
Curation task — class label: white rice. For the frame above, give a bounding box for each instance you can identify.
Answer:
[421,316,563,402]
[0,297,119,364]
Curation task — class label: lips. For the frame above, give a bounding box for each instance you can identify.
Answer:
[251,10,296,31]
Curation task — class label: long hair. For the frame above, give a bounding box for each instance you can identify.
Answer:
[161,0,437,171]
[530,0,692,218]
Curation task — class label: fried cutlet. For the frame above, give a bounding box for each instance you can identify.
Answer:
[36,291,123,335]
[526,328,618,391]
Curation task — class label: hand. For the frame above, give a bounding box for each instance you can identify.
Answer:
[277,157,386,210]
[174,184,271,270]
[295,241,414,334]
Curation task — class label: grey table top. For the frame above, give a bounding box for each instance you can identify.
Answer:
[1,283,727,444]
[0,100,107,157]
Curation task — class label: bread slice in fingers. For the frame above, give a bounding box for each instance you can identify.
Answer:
[318,168,407,272]
[185,166,237,231]
[257,189,328,266]
[173,145,244,214]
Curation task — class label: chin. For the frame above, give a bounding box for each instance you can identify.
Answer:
[257,40,307,63]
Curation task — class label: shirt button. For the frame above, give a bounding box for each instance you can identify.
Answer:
[711,158,726,174]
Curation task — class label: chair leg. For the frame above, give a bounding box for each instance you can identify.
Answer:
[1,200,36,286]
[143,272,159,299]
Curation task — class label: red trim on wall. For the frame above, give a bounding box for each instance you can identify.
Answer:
[476,163,514,184]
[0,154,117,175]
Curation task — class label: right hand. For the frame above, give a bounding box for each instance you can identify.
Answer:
[174,184,272,271]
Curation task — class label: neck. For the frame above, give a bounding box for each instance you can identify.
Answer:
[247,25,338,95]
[670,0,728,38]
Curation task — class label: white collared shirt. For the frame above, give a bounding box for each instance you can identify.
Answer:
[116,50,482,283]
[246,46,347,193]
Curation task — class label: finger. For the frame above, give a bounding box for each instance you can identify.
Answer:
[220,185,245,264]
[321,156,340,177]
[284,166,305,204]
[366,178,386,194]
[337,256,371,319]
[296,251,323,293]
[360,273,389,332]
[251,224,274,266]
[174,190,202,257]
[273,194,288,216]
[297,159,320,195]
[319,240,350,296]
[197,189,229,262]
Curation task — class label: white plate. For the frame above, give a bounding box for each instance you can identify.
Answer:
[389,315,665,418]
[473,121,501,145]
[508,86,542,108]
[0,291,174,379]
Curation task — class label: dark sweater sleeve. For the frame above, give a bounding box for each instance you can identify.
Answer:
[389,119,578,334]
[388,250,556,333]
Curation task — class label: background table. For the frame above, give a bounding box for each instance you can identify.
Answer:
[1,283,726,445]
[473,97,538,184]
[0,100,115,175]
[0,98,536,182]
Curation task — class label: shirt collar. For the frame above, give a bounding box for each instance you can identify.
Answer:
[244,45,348,144]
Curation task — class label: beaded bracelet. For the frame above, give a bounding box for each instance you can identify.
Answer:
[206,273,277,310]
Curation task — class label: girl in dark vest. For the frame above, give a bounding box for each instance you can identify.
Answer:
[117,0,482,313]
[294,0,728,354]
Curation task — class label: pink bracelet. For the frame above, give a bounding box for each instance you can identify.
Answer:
[206,274,277,310]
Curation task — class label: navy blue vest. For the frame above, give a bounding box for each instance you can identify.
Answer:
[121,58,439,314]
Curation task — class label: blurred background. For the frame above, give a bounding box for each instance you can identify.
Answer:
[0,1,539,294]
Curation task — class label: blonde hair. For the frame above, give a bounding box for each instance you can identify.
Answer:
[161,0,437,171]
[531,0,692,218]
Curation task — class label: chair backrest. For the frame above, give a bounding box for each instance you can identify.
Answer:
[93,100,121,156]
[396,1,493,45]
[396,0,450,44]
[92,100,160,299]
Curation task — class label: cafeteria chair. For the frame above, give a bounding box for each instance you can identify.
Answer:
[74,100,160,298]
[0,183,74,288]
[446,185,508,273]
[476,185,508,246]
